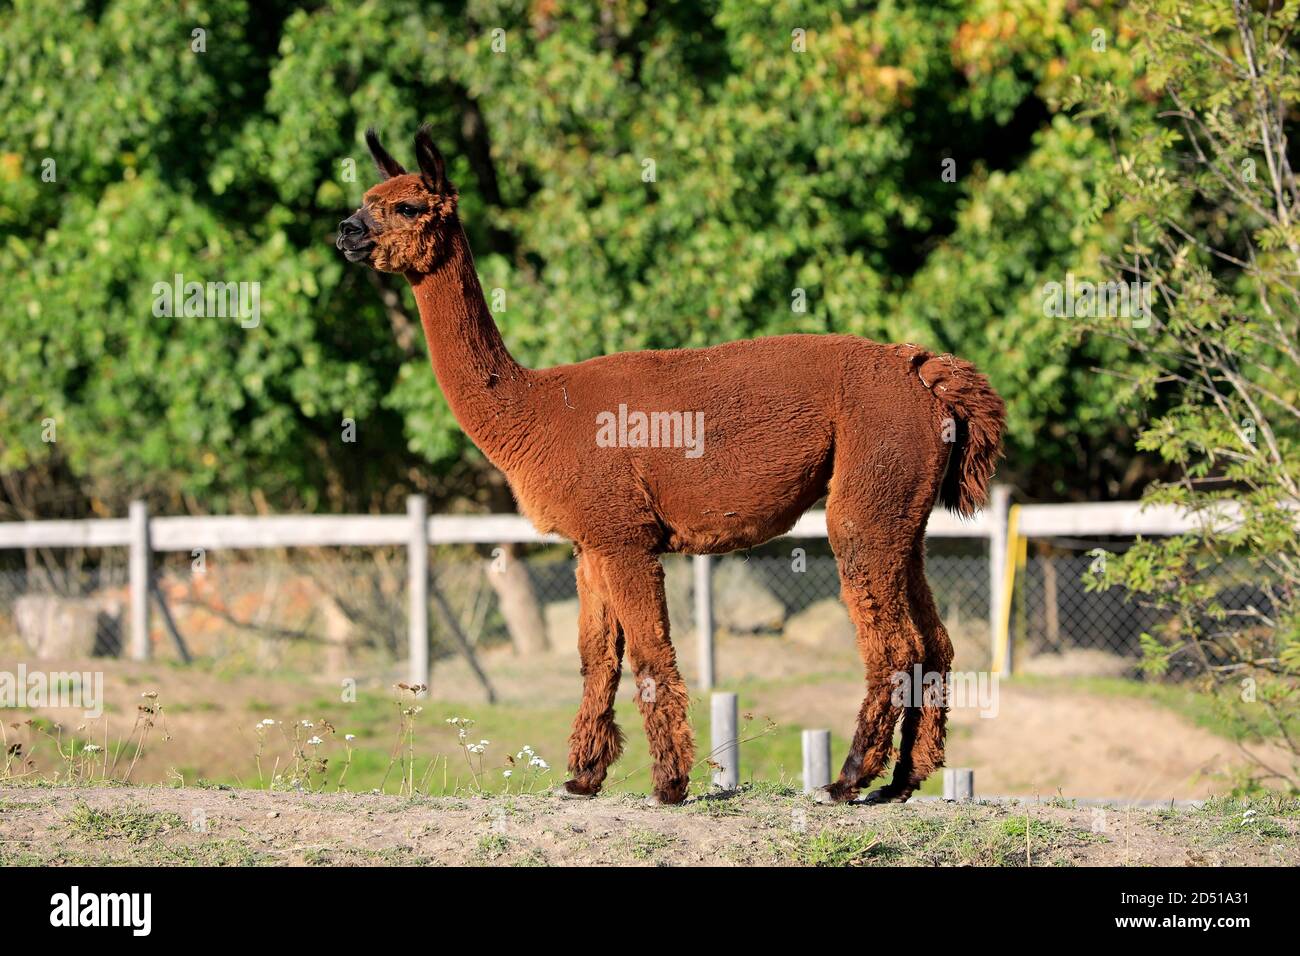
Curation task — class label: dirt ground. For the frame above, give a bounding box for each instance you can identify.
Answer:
[1,784,1295,867]
[752,677,1265,799]
[455,634,1293,799]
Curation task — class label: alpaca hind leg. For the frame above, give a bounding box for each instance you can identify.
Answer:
[867,704,922,804]
[818,502,926,804]
[820,580,922,803]
[600,551,694,804]
[873,542,955,801]
[564,552,626,796]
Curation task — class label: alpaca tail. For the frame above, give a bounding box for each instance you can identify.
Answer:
[917,353,1006,517]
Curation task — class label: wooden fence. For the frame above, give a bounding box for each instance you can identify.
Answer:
[0,489,1224,686]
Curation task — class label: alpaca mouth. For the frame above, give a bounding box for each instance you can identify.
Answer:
[336,235,375,263]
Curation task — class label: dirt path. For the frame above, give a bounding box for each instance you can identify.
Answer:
[751,678,1267,800]
[1,785,1295,867]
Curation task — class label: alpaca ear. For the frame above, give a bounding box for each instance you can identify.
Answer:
[413,125,450,194]
[365,128,406,180]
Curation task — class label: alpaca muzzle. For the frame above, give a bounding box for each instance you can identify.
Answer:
[336,213,376,261]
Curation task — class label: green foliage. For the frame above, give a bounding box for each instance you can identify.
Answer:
[1073,0,1300,789]
[797,828,885,867]
[1,0,1149,515]
[65,802,183,843]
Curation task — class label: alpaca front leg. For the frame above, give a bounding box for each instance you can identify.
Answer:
[564,553,625,797]
[602,552,694,804]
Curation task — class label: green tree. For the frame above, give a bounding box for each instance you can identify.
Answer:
[1075,0,1300,790]
[0,0,1152,519]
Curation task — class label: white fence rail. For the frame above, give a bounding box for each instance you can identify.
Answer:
[0,489,1215,684]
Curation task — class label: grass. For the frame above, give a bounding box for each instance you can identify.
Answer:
[2,654,1285,801]
[782,805,1111,867]
[228,688,950,800]
[212,689,853,798]
[0,845,46,866]
[157,840,273,866]
[47,804,275,864]
[1200,794,1300,819]
[623,828,677,860]
[797,828,885,866]
[474,833,512,862]
[0,672,1240,802]
[2,785,1295,867]
[510,848,549,867]
[65,803,184,844]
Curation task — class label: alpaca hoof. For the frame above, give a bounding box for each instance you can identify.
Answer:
[556,780,598,799]
[814,782,858,805]
[648,782,688,805]
[861,785,912,805]
[647,792,686,806]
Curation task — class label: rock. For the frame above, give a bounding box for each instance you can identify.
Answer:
[712,560,785,635]
[784,598,855,649]
[14,594,123,658]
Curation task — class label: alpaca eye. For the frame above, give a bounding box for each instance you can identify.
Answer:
[395,203,423,218]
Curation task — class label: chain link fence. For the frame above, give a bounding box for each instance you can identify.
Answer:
[1012,538,1273,680]
[0,539,995,673]
[0,512,1256,685]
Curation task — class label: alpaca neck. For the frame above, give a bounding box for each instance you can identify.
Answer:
[405,220,530,469]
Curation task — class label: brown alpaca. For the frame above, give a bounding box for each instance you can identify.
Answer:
[339,128,1006,805]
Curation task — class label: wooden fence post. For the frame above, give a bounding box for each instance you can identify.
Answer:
[943,767,974,802]
[987,485,1012,675]
[710,691,737,790]
[694,554,714,690]
[801,728,831,793]
[407,494,430,691]
[128,500,151,661]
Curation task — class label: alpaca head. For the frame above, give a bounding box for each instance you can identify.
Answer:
[336,126,459,273]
